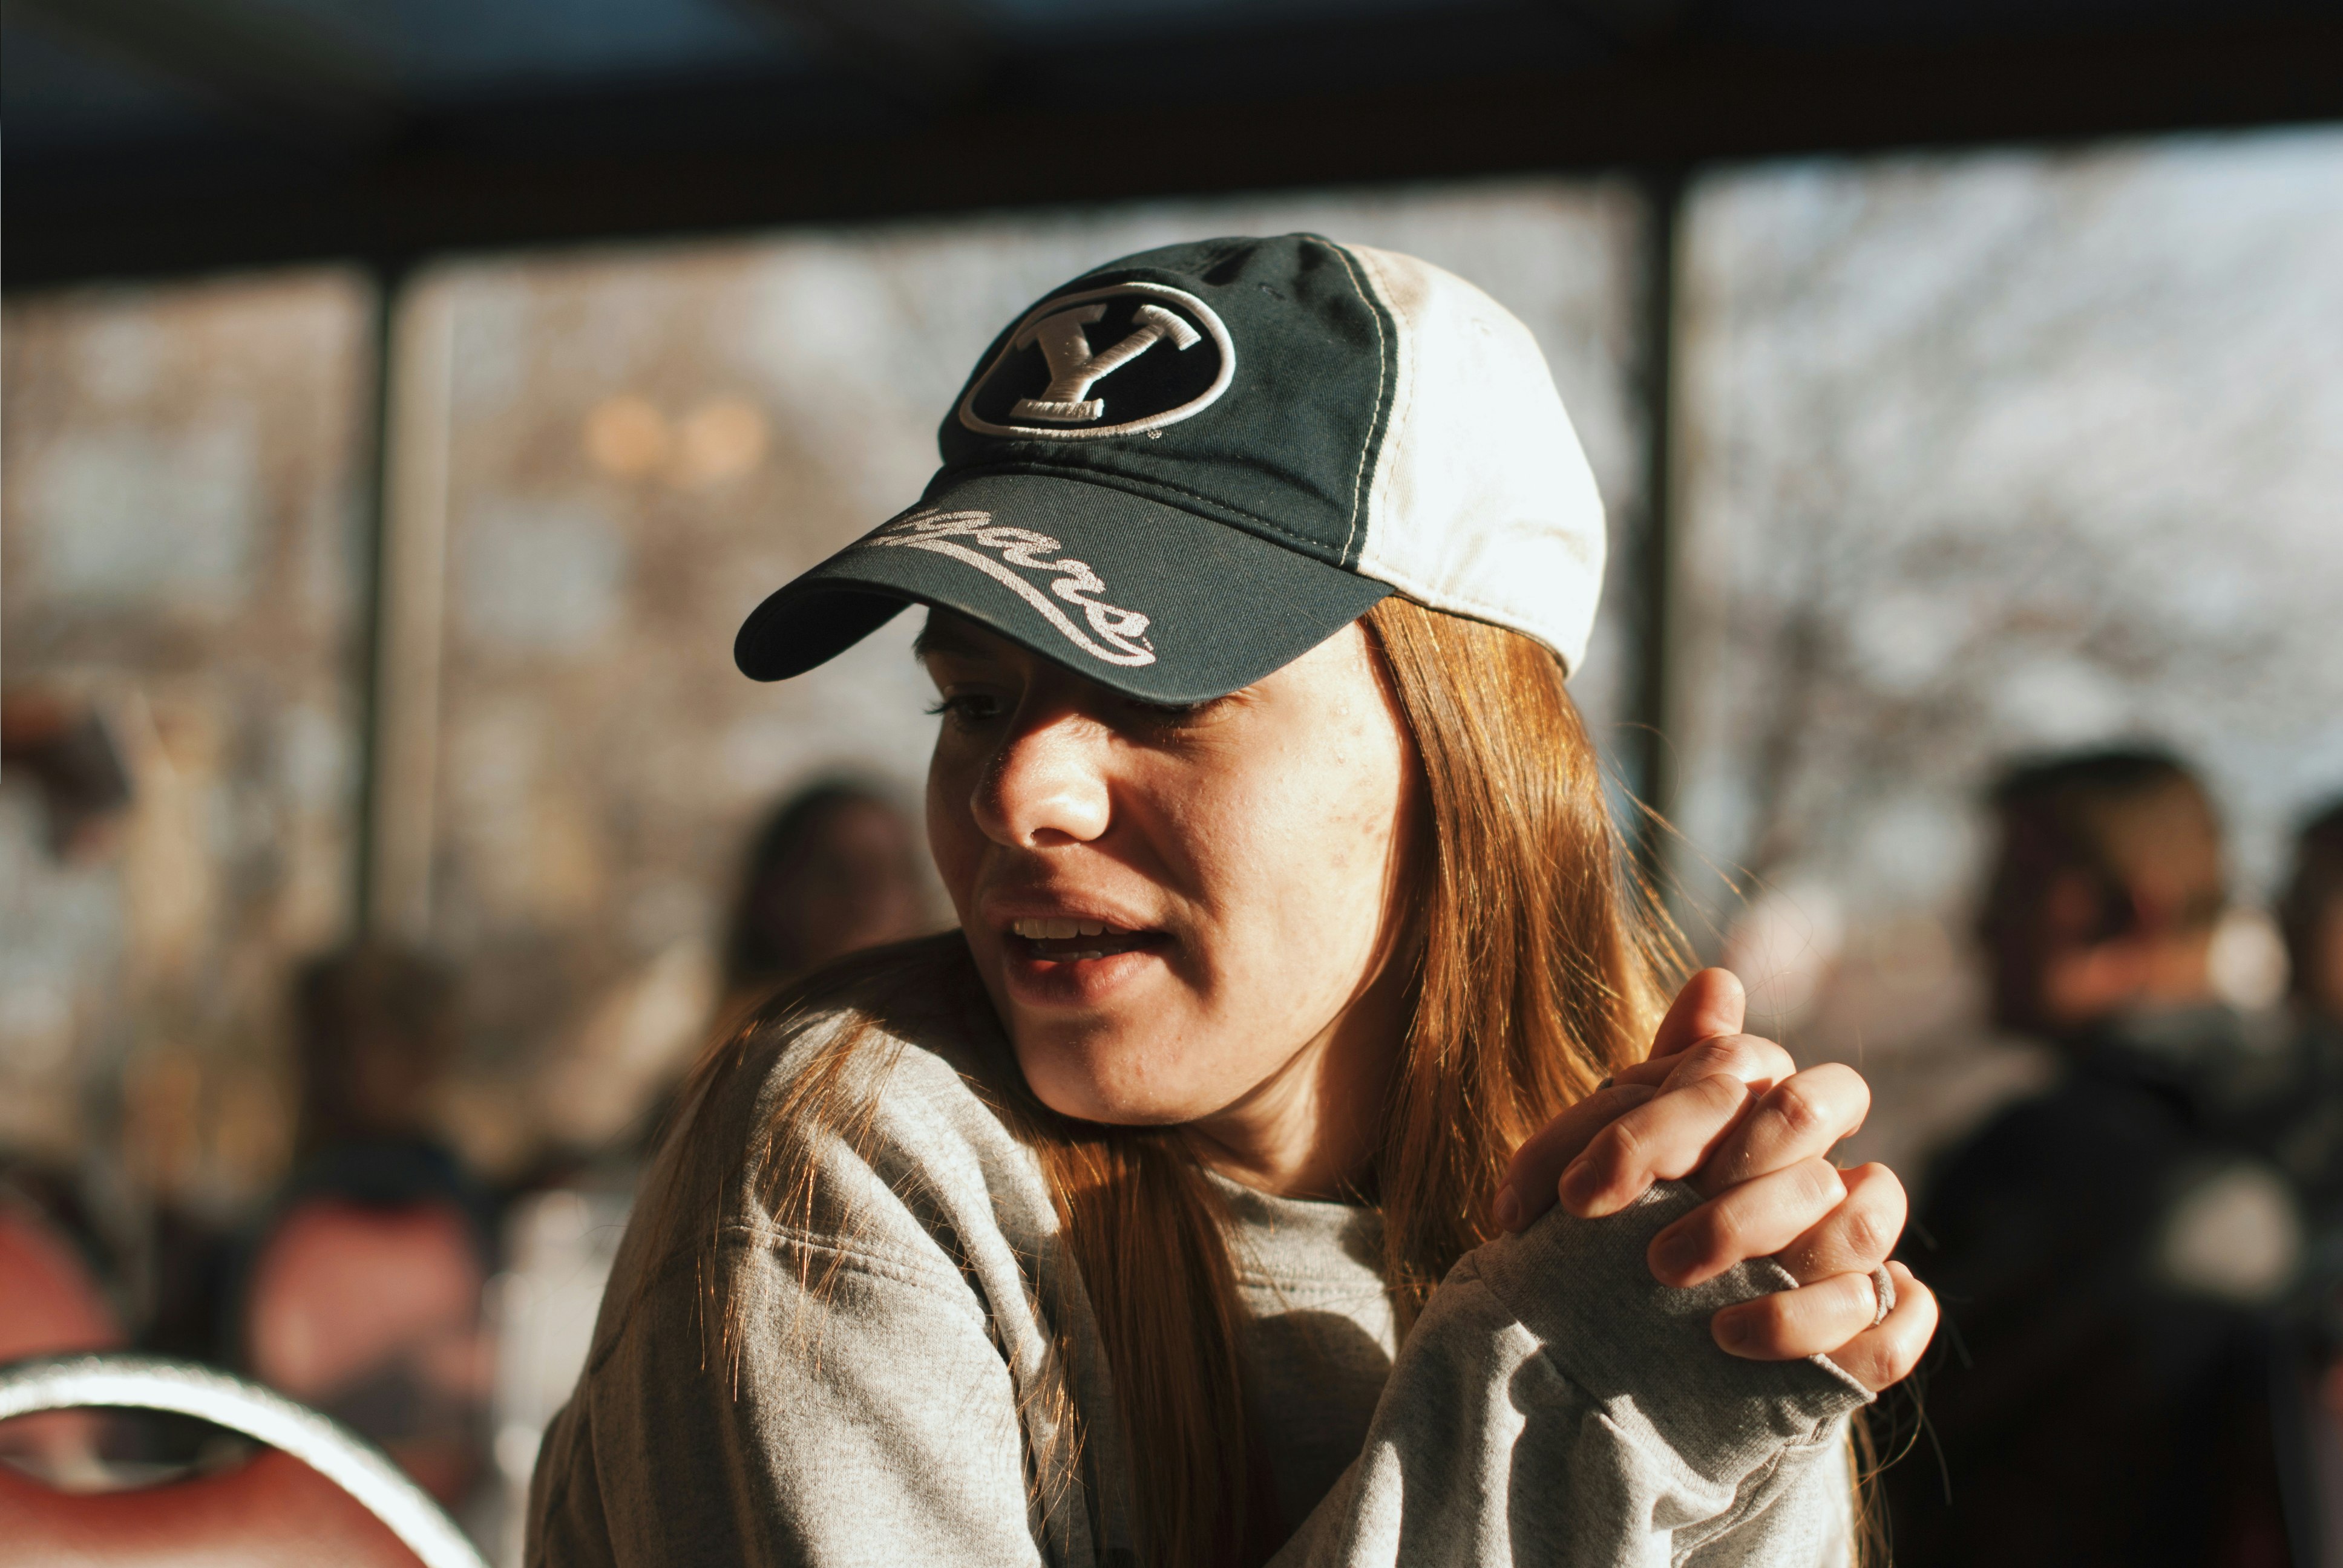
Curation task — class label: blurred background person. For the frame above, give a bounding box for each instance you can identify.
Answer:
[2261,799,2343,1544]
[238,944,494,1510]
[2271,800,2343,1186]
[716,780,935,1021]
[1887,748,2303,1568]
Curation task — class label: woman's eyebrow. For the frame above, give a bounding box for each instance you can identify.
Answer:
[911,622,982,660]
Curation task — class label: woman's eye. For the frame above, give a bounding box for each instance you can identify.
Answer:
[925,692,1004,725]
[1122,696,1219,733]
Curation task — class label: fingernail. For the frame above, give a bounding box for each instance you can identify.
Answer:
[1559,1161,1600,1213]
[1652,1231,1698,1280]
[1494,1187,1522,1232]
[1715,1312,1752,1353]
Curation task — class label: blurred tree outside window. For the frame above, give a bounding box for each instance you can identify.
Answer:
[1669,126,2343,1178]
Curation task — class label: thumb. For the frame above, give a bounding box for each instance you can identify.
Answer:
[1649,968,1746,1060]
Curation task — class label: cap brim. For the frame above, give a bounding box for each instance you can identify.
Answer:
[735,473,1389,704]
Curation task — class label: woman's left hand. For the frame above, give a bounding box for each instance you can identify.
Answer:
[1495,969,1936,1393]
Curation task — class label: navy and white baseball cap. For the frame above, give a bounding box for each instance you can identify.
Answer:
[735,233,1606,704]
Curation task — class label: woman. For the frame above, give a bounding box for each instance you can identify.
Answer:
[529,234,1933,1567]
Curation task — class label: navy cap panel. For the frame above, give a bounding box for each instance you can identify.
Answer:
[735,472,1391,705]
[934,235,1400,570]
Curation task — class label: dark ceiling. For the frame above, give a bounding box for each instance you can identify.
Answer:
[8,0,2342,290]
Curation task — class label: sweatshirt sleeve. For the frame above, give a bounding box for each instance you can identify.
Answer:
[1271,1181,1873,1568]
[528,1218,1053,1568]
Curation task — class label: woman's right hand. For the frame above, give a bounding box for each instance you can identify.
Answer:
[1494,969,1935,1393]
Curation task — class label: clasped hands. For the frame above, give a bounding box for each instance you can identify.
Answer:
[1498,969,1936,1392]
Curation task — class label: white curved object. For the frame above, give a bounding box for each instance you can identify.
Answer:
[0,1352,489,1568]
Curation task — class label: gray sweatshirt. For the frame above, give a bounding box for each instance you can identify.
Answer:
[528,948,1870,1567]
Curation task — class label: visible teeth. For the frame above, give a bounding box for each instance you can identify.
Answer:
[1012,916,1113,941]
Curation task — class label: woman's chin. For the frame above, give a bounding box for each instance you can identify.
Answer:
[1009,1022,1222,1129]
[1020,1066,1210,1129]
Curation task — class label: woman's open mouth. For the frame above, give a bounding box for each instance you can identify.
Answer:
[1006,917,1165,963]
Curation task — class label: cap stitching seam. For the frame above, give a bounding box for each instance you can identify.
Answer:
[1345,246,1420,572]
[938,460,1341,560]
[1319,239,1388,563]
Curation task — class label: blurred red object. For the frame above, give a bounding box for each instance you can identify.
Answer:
[0,1201,125,1480]
[243,1199,491,1505]
[0,1446,424,1566]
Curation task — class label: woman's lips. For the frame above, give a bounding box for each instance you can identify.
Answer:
[1004,916,1166,964]
[989,913,1172,1007]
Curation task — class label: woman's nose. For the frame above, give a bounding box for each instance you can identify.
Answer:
[971,711,1111,848]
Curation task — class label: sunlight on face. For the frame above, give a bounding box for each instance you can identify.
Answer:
[920,612,1417,1138]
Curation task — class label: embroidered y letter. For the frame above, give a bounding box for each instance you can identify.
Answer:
[1010,303,1202,423]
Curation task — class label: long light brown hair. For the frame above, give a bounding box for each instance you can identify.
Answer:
[668,595,1684,1568]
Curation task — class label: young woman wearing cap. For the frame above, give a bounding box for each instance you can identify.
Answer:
[528,235,1934,1567]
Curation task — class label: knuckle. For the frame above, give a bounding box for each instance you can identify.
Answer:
[1604,1114,1653,1166]
[1767,1080,1833,1143]
[1838,1204,1894,1266]
[1697,1204,1745,1260]
[1693,1074,1756,1120]
[1797,1155,1847,1204]
[1681,1035,1761,1082]
[1668,1040,1730,1083]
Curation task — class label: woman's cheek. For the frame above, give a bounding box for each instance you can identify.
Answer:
[924,748,982,918]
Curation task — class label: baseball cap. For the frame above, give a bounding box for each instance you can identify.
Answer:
[735,232,1606,704]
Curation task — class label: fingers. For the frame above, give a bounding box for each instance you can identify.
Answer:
[1692,1062,1870,1194]
[1558,1072,1758,1218]
[1610,1028,1795,1092]
[1709,1258,1916,1370]
[1647,968,1748,1060]
[1731,1263,1940,1393]
[1647,1158,1848,1287]
[1495,1081,1660,1232]
[1774,1163,1906,1285]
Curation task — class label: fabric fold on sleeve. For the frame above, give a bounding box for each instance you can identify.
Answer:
[1274,1181,1872,1568]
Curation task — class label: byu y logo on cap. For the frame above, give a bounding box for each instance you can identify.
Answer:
[958,283,1234,441]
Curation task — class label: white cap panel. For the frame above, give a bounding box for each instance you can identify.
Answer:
[1344,243,1608,676]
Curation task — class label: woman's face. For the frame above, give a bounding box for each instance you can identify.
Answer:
[920,611,1417,1148]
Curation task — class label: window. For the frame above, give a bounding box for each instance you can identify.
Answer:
[1,270,371,1206]
[1671,128,2343,1171]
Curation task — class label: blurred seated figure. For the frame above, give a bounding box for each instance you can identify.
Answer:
[1886,748,2300,1568]
[2289,804,2343,1030]
[2261,801,2343,1528]
[2269,801,2343,1198]
[0,1176,126,1485]
[718,781,933,1018]
[241,944,493,1509]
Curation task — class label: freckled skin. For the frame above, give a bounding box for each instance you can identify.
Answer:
[921,613,1417,1197]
